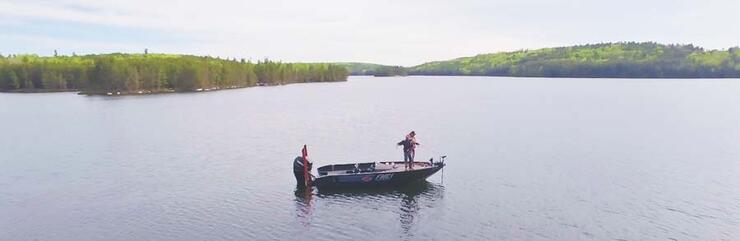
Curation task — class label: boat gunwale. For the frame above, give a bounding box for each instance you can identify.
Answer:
[315,161,440,178]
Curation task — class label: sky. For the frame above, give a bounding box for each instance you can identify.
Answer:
[0,0,738,66]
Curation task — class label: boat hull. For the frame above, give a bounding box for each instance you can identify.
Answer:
[313,162,444,189]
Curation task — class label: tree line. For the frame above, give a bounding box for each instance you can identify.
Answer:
[0,53,349,93]
[408,42,740,78]
[336,62,407,76]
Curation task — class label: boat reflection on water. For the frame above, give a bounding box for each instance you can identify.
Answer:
[293,181,445,236]
[293,187,315,227]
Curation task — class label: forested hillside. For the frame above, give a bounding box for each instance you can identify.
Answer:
[2,42,737,95]
[0,54,349,94]
[336,62,407,76]
[409,42,740,78]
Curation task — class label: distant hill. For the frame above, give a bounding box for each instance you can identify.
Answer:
[408,42,740,78]
[335,62,407,76]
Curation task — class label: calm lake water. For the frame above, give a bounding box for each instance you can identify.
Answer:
[1,76,739,240]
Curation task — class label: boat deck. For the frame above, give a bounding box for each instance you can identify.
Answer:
[319,161,434,177]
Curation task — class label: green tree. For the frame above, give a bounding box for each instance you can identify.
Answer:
[2,69,20,89]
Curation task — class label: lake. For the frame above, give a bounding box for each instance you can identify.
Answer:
[1,76,738,240]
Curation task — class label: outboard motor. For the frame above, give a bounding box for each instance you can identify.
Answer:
[293,156,312,187]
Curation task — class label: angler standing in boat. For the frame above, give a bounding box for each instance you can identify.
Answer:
[400,131,420,170]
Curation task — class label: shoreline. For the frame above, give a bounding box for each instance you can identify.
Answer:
[0,81,345,96]
[78,85,249,96]
[3,75,737,95]
[357,74,740,79]
[0,89,80,94]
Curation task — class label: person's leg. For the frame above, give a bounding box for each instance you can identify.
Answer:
[409,150,415,169]
[404,151,411,169]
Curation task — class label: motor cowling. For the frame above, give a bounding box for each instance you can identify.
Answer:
[293,156,312,186]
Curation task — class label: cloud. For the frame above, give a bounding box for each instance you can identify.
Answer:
[0,0,738,65]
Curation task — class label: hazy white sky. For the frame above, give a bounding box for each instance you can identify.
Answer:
[0,0,738,65]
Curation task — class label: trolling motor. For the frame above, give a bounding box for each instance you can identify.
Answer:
[428,155,447,167]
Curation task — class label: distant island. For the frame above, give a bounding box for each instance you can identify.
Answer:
[339,42,740,78]
[0,54,349,95]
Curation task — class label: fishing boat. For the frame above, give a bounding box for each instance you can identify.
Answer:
[293,145,446,189]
